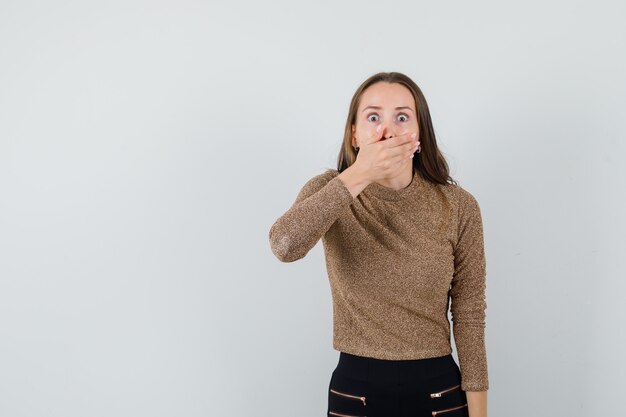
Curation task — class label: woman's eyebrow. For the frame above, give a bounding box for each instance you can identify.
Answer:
[362,105,414,113]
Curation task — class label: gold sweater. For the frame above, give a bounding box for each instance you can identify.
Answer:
[268,168,489,391]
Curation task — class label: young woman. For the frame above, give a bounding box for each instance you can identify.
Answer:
[268,72,489,417]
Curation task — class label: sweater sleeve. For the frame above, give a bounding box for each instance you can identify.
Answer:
[450,187,489,392]
[268,170,355,263]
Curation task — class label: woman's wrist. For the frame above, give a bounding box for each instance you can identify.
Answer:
[337,164,370,198]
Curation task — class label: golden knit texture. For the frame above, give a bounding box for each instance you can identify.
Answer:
[269,168,489,391]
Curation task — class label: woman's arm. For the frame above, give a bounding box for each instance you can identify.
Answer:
[449,187,489,415]
[268,166,366,262]
[466,390,487,417]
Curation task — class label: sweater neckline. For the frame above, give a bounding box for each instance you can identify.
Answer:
[364,169,422,201]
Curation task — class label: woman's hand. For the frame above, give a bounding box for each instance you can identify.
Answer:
[354,125,420,184]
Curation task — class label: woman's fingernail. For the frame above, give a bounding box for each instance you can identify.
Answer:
[411,133,417,138]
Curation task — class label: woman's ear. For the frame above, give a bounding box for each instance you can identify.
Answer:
[351,125,356,147]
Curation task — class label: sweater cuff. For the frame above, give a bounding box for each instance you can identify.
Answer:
[454,328,489,391]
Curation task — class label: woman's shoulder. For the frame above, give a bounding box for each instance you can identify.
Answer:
[446,182,482,219]
[303,168,340,188]
[320,167,340,179]
[293,168,340,203]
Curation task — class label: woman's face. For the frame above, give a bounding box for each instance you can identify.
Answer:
[352,81,419,148]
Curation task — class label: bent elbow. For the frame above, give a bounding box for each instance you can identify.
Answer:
[268,225,305,263]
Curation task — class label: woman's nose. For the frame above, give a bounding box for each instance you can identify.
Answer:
[381,122,397,139]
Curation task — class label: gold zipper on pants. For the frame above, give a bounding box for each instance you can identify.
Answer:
[329,388,367,406]
[431,403,468,415]
[429,383,461,398]
[328,411,366,417]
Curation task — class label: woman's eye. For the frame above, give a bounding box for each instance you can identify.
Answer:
[367,113,409,122]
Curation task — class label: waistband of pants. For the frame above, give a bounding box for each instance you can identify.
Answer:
[335,351,459,385]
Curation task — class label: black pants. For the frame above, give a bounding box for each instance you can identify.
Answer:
[327,352,469,417]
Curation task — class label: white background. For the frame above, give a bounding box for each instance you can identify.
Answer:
[1,1,624,416]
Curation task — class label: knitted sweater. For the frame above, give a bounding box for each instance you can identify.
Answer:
[268,168,489,391]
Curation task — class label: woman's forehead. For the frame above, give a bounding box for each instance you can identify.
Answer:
[360,83,415,109]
